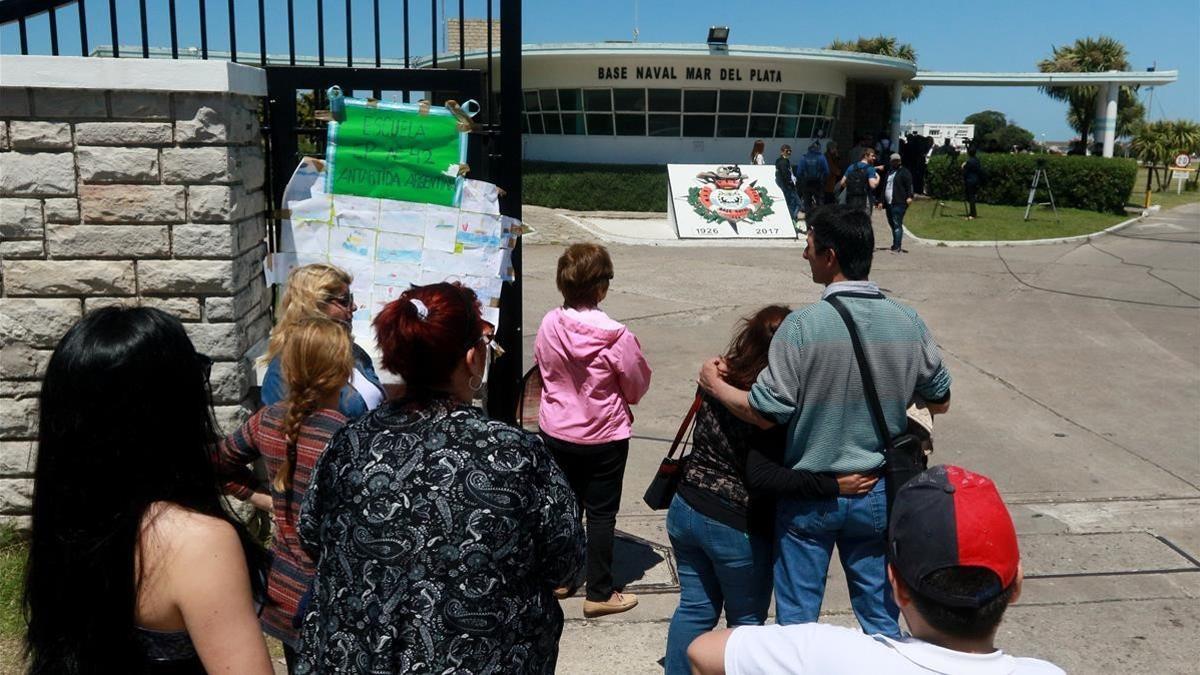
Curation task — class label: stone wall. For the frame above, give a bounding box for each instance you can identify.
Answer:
[0,57,271,529]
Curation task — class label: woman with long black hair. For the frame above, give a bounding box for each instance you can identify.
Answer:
[24,306,273,674]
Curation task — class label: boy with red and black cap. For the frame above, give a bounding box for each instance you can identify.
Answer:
[687,465,1064,675]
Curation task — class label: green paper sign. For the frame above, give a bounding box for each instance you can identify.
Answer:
[327,100,466,206]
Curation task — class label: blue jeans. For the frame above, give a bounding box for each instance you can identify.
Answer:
[773,478,900,637]
[664,494,772,675]
[886,203,907,249]
[777,179,801,219]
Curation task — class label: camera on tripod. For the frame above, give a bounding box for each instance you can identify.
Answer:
[1025,157,1058,222]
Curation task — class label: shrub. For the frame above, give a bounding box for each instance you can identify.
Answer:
[926,154,1136,214]
[523,161,667,212]
[0,526,26,639]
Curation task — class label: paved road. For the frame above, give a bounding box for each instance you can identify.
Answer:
[516,203,1200,674]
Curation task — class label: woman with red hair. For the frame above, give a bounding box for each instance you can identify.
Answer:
[294,282,585,674]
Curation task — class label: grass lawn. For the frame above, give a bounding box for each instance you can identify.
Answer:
[904,198,1129,242]
[0,529,26,671]
[1130,166,1200,211]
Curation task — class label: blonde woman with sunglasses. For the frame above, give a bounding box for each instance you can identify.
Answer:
[261,263,386,419]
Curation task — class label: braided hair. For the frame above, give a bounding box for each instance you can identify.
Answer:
[273,317,353,494]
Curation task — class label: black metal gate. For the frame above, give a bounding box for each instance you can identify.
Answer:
[2,0,524,420]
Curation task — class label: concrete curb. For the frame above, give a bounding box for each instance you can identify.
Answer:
[902,211,1147,248]
[557,214,807,249]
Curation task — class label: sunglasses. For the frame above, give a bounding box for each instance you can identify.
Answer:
[477,333,506,359]
[326,292,355,309]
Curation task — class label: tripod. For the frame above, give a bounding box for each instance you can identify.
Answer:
[1023,162,1059,222]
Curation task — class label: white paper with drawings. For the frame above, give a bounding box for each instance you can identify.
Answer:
[376,233,424,264]
[378,209,428,236]
[457,212,503,249]
[270,159,522,360]
[423,213,459,252]
[460,178,502,215]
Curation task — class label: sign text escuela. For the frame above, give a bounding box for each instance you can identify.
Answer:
[327,100,466,206]
[598,65,782,82]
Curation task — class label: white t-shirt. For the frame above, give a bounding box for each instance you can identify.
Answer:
[350,368,385,410]
[725,624,1064,675]
[752,153,765,165]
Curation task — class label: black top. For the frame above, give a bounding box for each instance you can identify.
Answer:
[775,155,793,184]
[134,627,204,675]
[295,397,586,674]
[678,394,838,536]
[886,166,914,204]
[963,157,983,185]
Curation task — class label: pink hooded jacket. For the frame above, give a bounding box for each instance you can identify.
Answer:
[535,307,652,445]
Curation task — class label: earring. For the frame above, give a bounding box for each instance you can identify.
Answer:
[469,375,484,392]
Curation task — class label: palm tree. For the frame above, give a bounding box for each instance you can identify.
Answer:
[1038,36,1143,151]
[1130,120,1200,189]
[826,36,922,102]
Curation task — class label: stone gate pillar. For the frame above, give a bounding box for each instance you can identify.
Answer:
[0,56,271,529]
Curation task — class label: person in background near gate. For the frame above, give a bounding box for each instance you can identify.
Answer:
[213,317,352,673]
[296,282,585,673]
[25,306,273,674]
[837,147,880,216]
[848,134,873,164]
[664,305,879,675]
[875,136,891,159]
[261,263,386,418]
[961,146,983,220]
[536,243,653,618]
[873,135,893,209]
[795,142,830,224]
[775,144,802,221]
[688,465,1065,675]
[883,153,914,252]
[750,139,766,165]
[906,133,929,195]
[698,204,953,639]
[823,141,844,205]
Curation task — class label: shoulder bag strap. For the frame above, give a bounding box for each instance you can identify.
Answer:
[666,390,703,460]
[824,295,893,452]
[515,362,542,424]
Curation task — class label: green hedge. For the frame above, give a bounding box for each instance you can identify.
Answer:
[926,154,1136,214]
[523,161,667,212]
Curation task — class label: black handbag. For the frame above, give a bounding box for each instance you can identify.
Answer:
[642,391,703,510]
[825,295,928,512]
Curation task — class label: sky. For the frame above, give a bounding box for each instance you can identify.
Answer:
[2,0,1196,141]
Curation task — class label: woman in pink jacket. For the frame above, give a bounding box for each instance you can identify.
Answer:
[536,243,652,618]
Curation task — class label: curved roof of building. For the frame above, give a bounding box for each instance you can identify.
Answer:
[912,70,1179,86]
[450,42,918,81]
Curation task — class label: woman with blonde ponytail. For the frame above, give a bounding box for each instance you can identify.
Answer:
[260,263,386,419]
[213,317,352,672]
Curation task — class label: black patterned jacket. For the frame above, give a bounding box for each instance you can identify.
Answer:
[295,397,585,674]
